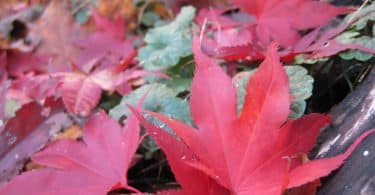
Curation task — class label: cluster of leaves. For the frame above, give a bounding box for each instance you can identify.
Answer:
[338,3,375,61]
[0,0,374,195]
[133,38,375,195]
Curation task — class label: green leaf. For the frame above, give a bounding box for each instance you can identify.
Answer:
[164,78,192,94]
[285,65,314,101]
[293,54,328,65]
[138,6,196,71]
[290,100,307,119]
[337,3,375,61]
[344,3,375,31]
[5,99,21,119]
[109,83,192,124]
[339,36,375,61]
[234,65,314,118]
[110,83,192,153]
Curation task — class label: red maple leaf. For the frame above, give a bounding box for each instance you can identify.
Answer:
[0,111,141,195]
[53,11,149,116]
[134,37,375,194]
[198,0,372,61]
[231,0,352,47]
[73,10,136,71]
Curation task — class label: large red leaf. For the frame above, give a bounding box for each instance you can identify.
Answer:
[136,36,374,194]
[0,111,141,194]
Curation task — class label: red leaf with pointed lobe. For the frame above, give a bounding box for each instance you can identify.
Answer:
[287,129,375,189]
[0,111,141,195]
[130,107,229,195]
[136,36,374,194]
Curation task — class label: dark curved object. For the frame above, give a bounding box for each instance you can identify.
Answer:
[331,0,363,6]
[315,66,375,194]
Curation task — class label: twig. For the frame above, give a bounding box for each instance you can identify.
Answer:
[347,0,371,24]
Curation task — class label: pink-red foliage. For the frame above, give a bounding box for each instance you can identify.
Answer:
[0,111,141,195]
[134,37,375,194]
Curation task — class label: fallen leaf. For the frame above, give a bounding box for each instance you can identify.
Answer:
[74,10,136,71]
[130,106,229,195]
[0,98,70,184]
[29,0,82,72]
[8,73,59,103]
[96,0,137,22]
[233,65,314,118]
[5,51,48,77]
[110,83,191,124]
[135,37,375,194]
[138,6,196,71]
[0,110,141,194]
[232,0,352,47]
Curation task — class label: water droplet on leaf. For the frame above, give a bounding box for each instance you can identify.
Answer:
[8,136,17,145]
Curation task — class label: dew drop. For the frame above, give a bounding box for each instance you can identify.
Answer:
[363,150,369,157]
[181,155,186,160]
[8,136,17,145]
[5,132,11,137]
[159,123,166,129]
[80,110,88,116]
[48,130,56,138]
[41,107,51,117]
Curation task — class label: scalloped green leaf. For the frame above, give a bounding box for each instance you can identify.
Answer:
[344,3,375,31]
[293,54,328,65]
[339,36,375,61]
[338,3,375,61]
[109,83,191,124]
[234,65,313,118]
[138,6,196,71]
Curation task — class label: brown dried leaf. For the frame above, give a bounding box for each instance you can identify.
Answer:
[54,124,82,140]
